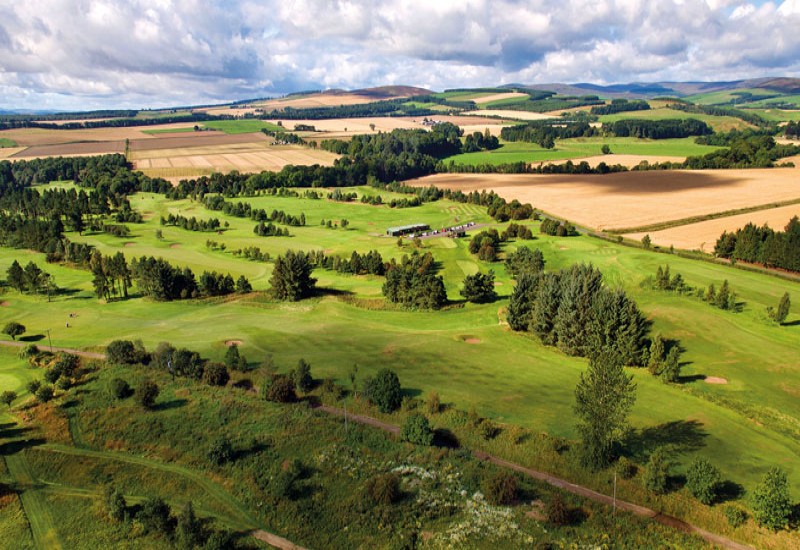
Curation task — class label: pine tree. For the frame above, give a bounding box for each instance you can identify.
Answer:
[6,260,24,292]
[751,467,792,531]
[774,292,791,324]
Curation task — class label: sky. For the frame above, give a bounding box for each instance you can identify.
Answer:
[1,0,799,111]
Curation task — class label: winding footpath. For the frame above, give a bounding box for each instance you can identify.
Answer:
[0,340,106,360]
[316,404,754,550]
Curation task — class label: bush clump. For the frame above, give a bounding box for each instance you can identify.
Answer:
[482,471,518,505]
[400,413,434,446]
[108,378,131,399]
[364,473,401,505]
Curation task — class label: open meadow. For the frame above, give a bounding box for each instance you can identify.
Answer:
[415,163,800,232]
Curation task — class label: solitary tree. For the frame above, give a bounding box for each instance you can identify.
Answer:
[401,413,434,446]
[136,380,159,409]
[6,260,24,292]
[643,449,670,494]
[773,292,791,324]
[292,359,313,393]
[365,368,402,413]
[685,458,721,505]
[269,250,316,301]
[751,467,792,531]
[641,234,652,249]
[460,271,497,303]
[1,391,16,407]
[574,350,636,469]
[3,322,25,341]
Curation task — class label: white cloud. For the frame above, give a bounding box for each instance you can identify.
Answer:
[0,0,799,110]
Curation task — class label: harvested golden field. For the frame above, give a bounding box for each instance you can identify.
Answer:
[471,92,529,104]
[624,204,800,252]
[412,166,800,232]
[0,123,204,147]
[132,141,339,179]
[462,109,555,121]
[0,147,27,159]
[550,154,687,168]
[267,115,509,140]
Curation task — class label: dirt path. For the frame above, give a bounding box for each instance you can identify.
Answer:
[252,530,309,550]
[314,405,754,550]
[0,340,106,360]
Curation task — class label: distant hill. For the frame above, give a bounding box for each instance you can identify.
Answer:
[522,77,800,98]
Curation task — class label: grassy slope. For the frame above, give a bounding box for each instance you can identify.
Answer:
[597,108,752,132]
[446,137,721,165]
[1,186,798,498]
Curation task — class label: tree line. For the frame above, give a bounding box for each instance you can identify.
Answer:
[602,118,712,139]
[714,216,800,272]
[590,99,650,115]
[382,251,447,309]
[160,214,223,232]
[203,195,306,226]
[129,255,250,301]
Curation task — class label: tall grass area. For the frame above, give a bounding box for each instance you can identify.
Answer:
[0,185,798,546]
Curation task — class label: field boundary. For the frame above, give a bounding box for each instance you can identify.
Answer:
[608,197,800,234]
[315,404,754,550]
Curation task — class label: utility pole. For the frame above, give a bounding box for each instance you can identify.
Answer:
[613,471,617,514]
[47,328,52,352]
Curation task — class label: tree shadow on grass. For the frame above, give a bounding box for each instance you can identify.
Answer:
[433,428,460,449]
[0,424,33,440]
[0,437,46,456]
[781,319,800,327]
[153,398,188,411]
[402,387,422,399]
[623,420,708,461]
[19,334,45,342]
[678,374,706,384]
[717,480,745,503]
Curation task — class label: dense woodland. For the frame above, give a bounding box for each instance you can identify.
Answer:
[590,99,650,115]
[714,217,800,272]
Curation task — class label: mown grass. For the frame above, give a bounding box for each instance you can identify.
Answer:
[0,138,17,148]
[0,185,798,501]
[202,120,283,134]
[140,127,198,135]
[446,136,722,165]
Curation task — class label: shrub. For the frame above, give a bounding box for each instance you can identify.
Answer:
[265,375,296,403]
[685,458,721,505]
[44,367,61,384]
[108,378,131,399]
[138,496,172,534]
[56,377,71,391]
[724,505,747,528]
[106,340,137,364]
[751,467,792,531]
[35,385,54,403]
[18,344,39,359]
[102,485,127,522]
[271,471,296,499]
[482,472,518,505]
[203,362,230,386]
[426,391,441,414]
[365,473,401,505]
[364,368,402,413]
[478,420,499,441]
[1,391,17,407]
[136,380,159,409]
[400,413,434,446]
[208,436,234,465]
[545,494,569,525]
[26,380,41,394]
[292,359,313,393]
[642,449,670,494]
[616,456,638,480]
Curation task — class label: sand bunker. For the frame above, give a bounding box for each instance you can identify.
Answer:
[0,301,9,307]
[460,335,481,344]
[224,340,243,347]
[705,377,728,385]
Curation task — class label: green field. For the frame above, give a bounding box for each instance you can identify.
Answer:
[747,108,800,122]
[597,108,753,132]
[0,138,18,148]
[1,182,799,547]
[202,120,283,134]
[682,88,774,105]
[446,137,722,165]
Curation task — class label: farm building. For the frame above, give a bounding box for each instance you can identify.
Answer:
[386,223,430,237]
